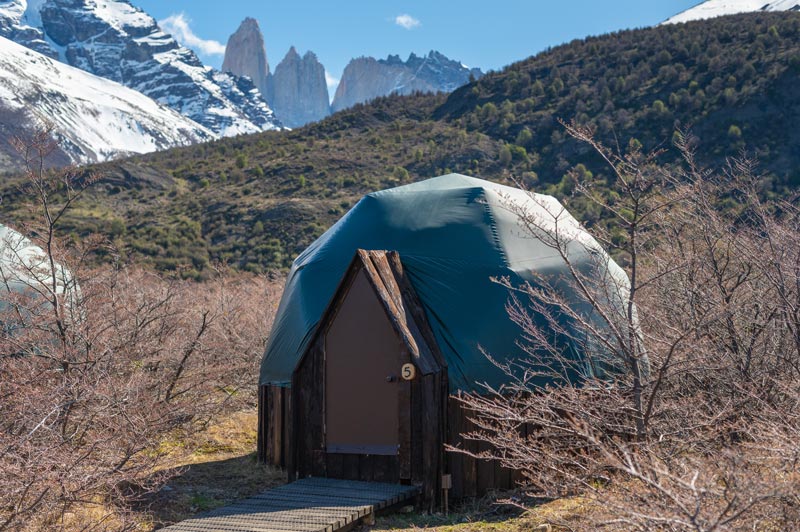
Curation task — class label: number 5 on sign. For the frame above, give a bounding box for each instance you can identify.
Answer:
[401,363,416,381]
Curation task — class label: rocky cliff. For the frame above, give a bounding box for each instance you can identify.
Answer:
[222,18,330,128]
[270,47,330,128]
[222,17,271,102]
[0,0,281,136]
[331,51,481,113]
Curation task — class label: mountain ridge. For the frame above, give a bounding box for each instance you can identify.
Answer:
[0,34,214,167]
[664,0,800,24]
[331,51,482,113]
[221,17,482,127]
[221,17,271,102]
[2,11,798,277]
[269,46,330,128]
[0,0,282,136]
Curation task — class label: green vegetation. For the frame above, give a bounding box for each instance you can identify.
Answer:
[2,12,799,274]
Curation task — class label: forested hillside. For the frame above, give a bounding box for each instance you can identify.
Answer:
[2,11,798,276]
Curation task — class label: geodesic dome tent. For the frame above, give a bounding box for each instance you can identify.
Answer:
[258,173,634,504]
[0,223,79,317]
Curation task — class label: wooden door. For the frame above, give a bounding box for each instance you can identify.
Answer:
[325,269,405,456]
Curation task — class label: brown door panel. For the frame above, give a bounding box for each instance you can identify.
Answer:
[325,269,403,455]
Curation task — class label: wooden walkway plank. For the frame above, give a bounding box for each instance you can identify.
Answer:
[171,519,328,532]
[212,501,372,517]
[206,502,370,518]
[173,516,334,532]
[159,478,418,532]
[252,488,404,505]
[198,508,358,528]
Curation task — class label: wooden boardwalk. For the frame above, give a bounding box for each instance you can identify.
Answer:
[160,477,419,532]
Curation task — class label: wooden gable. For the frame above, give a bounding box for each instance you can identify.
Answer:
[303,249,445,378]
[289,250,448,508]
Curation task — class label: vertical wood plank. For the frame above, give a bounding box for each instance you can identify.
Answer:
[272,387,283,467]
[359,454,375,482]
[292,335,327,479]
[447,397,464,500]
[371,455,387,483]
[461,400,478,499]
[286,386,295,480]
[257,385,265,464]
[477,438,495,495]
[386,456,400,484]
[434,371,446,510]
[298,357,311,477]
[343,453,360,480]
[410,378,424,486]
[312,450,326,477]
[371,455,399,483]
[398,371,412,480]
[327,453,344,479]
[511,422,528,487]
[496,462,513,490]
[288,382,298,481]
[266,387,275,465]
[315,338,325,452]
[421,374,438,510]
[282,386,291,469]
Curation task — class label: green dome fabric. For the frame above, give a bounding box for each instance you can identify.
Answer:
[260,174,632,392]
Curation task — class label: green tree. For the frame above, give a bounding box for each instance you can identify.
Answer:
[516,128,533,148]
[498,145,513,167]
[392,166,410,182]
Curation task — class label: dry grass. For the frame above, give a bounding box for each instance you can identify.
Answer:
[135,411,594,532]
[57,408,595,532]
[135,409,286,531]
[58,408,598,532]
[362,494,592,532]
[37,409,285,532]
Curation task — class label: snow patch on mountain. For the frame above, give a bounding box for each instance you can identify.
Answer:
[664,0,800,24]
[0,0,282,136]
[0,35,214,164]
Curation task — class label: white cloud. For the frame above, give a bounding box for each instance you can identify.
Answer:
[325,71,339,103]
[394,14,421,30]
[159,13,226,56]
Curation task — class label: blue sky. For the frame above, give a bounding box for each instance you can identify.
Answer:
[132,1,700,94]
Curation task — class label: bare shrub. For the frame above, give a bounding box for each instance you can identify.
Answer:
[456,124,800,531]
[0,133,283,531]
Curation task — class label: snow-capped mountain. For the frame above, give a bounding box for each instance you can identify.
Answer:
[331,51,482,113]
[0,35,214,165]
[0,0,282,136]
[664,0,800,24]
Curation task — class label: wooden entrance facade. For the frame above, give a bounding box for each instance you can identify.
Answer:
[258,249,517,509]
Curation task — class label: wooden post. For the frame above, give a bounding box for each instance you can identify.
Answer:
[442,474,452,514]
